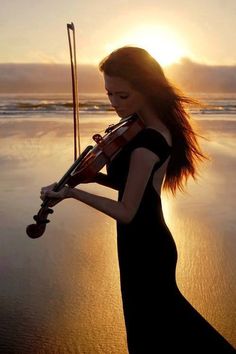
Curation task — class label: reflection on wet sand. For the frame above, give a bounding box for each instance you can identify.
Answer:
[0,114,235,352]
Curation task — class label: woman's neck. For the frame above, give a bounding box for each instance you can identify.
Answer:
[137,107,164,130]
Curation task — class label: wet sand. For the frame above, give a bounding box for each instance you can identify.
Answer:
[0,114,235,353]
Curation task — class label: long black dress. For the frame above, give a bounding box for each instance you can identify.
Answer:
[106,121,235,354]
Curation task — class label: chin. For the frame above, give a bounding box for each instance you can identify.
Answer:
[117,111,132,119]
[116,112,125,118]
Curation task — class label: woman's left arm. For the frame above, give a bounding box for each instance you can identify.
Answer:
[43,148,159,224]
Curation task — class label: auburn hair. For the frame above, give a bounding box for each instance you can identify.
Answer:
[99,46,207,195]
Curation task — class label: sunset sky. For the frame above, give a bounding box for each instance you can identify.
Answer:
[1,0,235,67]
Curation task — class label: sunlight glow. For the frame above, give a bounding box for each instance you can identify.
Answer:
[105,25,189,67]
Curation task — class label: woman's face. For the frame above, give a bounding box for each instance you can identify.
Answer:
[104,74,146,119]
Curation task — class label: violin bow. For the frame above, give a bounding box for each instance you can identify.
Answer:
[67,22,81,160]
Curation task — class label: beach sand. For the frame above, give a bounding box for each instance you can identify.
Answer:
[0,114,235,353]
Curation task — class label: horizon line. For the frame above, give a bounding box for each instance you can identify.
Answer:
[0,58,235,68]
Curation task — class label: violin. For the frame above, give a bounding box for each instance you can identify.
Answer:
[26,114,145,239]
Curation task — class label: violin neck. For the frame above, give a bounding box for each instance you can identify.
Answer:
[55,145,93,191]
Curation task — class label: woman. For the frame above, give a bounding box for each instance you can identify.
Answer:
[41,47,235,353]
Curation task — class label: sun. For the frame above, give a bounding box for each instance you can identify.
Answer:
[106,25,189,67]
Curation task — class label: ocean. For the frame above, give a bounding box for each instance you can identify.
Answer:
[0,92,236,117]
[0,92,236,353]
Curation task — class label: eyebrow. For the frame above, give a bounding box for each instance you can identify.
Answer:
[105,88,129,94]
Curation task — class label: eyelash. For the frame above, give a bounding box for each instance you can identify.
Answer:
[106,93,129,100]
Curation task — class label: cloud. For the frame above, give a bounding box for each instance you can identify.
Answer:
[0,60,235,93]
[0,64,104,93]
[166,58,236,93]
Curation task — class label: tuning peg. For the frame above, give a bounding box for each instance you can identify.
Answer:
[93,134,103,143]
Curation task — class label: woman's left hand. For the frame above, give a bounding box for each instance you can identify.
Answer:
[40,183,71,207]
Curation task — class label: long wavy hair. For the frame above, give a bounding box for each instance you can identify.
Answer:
[99,46,207,195]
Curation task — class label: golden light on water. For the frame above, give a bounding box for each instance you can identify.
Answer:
[1,114,236,350]
[106,25,189,66]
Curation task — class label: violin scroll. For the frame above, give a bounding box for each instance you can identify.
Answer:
[26,207,54,239]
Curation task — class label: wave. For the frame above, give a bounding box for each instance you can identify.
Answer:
[0,100,114,115]
[0,93,236,116]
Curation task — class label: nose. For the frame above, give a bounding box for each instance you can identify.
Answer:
[109,96,119,109]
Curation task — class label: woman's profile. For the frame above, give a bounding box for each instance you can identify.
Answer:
[41,46,236,353]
